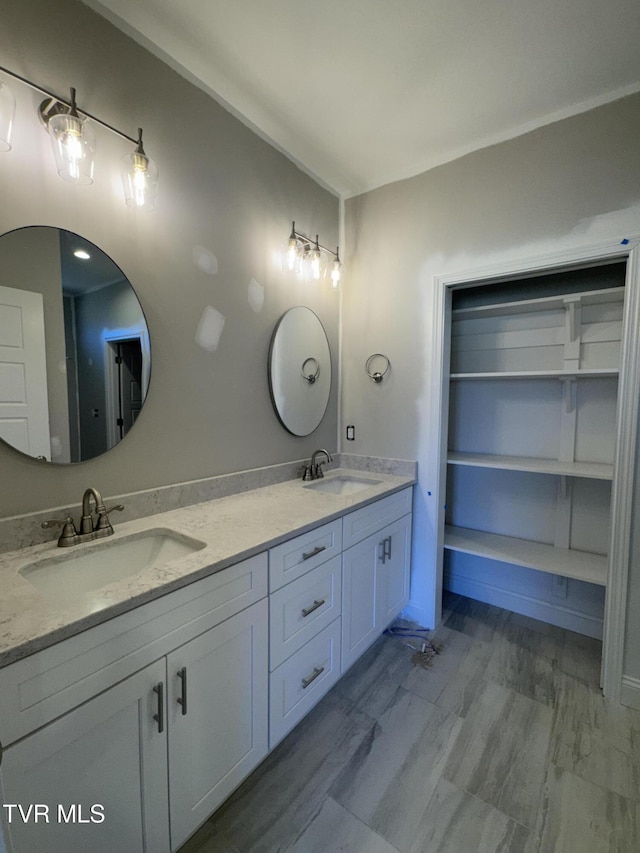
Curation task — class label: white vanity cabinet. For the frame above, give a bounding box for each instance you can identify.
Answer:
[0,659,170,853]
[167,599,268,849]
[341,489,413,672]
[268,520,343,748]
[0,553,268,853]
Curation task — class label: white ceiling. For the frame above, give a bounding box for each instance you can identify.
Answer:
[84,0,640,198]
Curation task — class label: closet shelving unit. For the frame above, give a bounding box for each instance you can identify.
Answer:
[444,282,625,599]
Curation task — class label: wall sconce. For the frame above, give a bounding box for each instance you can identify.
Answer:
[283,221,342,287]
[0,65,159,209]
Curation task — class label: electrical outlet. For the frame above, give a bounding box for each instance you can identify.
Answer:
[346,425,355,441]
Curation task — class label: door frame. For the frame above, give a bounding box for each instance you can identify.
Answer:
[427,236,640,703]
[103,327,150,450]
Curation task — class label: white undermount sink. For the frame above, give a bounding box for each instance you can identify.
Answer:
[20,528,207,600]
[304,475,382,495]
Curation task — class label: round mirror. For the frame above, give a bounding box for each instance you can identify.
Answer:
[268,306,331,436]
[0,226,150,463]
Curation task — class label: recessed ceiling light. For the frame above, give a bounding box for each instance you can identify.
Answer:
[73,249,91,260]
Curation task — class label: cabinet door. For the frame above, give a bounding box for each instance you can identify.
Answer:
[376,515,412,629]
[167,599,268,850]
[341,534,379,672]
[0,659,169,853]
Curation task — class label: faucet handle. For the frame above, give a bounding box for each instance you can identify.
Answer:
[95,504,125,531]
[41,516,79,546]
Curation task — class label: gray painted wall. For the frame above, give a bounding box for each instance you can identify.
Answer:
[343,94,640,676]
[0,0,339,517]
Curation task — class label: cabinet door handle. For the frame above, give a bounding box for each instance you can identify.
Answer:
[153,682,164,733]
[378,539,386,564]
[302,544,326,561]
[301,598,326,618]
[177,667,188,716]
[301,666,325,689]
[385,535,392,561]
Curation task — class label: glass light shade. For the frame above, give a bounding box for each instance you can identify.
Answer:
[48,111,96,184]
[121,149,159,210]
[0,81,15,152]
[330,259,342,288]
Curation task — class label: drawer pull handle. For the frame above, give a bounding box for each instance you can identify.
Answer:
[301,666,325,689]
[177,667,188,716]
[153,682,164,733]
[301,599,326,618]
[302,545,326,560]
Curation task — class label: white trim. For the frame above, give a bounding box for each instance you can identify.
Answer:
[602,245,640,701]
[428,235,640,702]
[620,676,640,710]
[445,572,604,640]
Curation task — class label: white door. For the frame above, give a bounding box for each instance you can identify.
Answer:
[0,285,51,458]
[167,600,269,850]
[341,534,379,672]
[0,659,170,853]
[376,515,412,628]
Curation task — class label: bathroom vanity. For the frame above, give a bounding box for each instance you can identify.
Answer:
[0,469,413,853]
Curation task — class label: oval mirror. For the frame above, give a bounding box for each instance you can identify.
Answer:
[268,306,331,436]
[0,226,150,463]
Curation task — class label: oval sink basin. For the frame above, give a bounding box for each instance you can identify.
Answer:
[20,528,207,600]
[304,475,382,495]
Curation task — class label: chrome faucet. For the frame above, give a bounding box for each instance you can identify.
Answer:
[302,449,333,481]
[42,487,124,547]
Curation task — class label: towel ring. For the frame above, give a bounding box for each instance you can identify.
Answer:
[302,357,320,384]
[365,353,391,383]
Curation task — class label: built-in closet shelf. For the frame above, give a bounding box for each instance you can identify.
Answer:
[451,286,625,321]
[444,525,608,587]
[450,368,619,381]
[447,452,613,481]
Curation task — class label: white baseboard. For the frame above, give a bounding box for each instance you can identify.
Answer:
[620,676,640,710]
[445,573,603,639]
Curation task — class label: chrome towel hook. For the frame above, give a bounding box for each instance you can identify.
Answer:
[365,353,390,383]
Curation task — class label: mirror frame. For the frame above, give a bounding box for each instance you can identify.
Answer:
[0,225,151,464]
[268,306,331,437]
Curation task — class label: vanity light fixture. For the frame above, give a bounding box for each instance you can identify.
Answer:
[282,222,342,286]
[0,79,15,151]
[42,87,96,185]
[121,128,158,211]
[73,248,91,260]
[0,64,159,209]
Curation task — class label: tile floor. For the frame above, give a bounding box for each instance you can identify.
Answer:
[178,594,640,852]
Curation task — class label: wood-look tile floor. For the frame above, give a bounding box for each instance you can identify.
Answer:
[178,594,640,853]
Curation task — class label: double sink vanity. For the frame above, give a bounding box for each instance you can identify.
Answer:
[0,464,414,853]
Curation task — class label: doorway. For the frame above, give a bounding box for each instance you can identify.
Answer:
[105,336,144,450]
[427,238,640,702]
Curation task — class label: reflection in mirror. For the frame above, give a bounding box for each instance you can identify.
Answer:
[0,227,150,463]
[269,306,331,436]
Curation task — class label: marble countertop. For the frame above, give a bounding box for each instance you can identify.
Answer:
[0,469,414,668]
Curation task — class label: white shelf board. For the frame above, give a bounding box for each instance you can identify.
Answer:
[452,286,625,320]
[450,368,619,380]
[447,452,613,480]
[444,525,607,587]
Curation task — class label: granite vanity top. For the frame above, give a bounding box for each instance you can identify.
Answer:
[0,469,414,667]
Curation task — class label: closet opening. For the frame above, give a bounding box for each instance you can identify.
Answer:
[429,240,640,703]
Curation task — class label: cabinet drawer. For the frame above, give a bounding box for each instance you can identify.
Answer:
[269,519,342,591]
[269,617,341,748]
[0,553,267,746]
[342,487,413,549]
[269,555,341,670]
